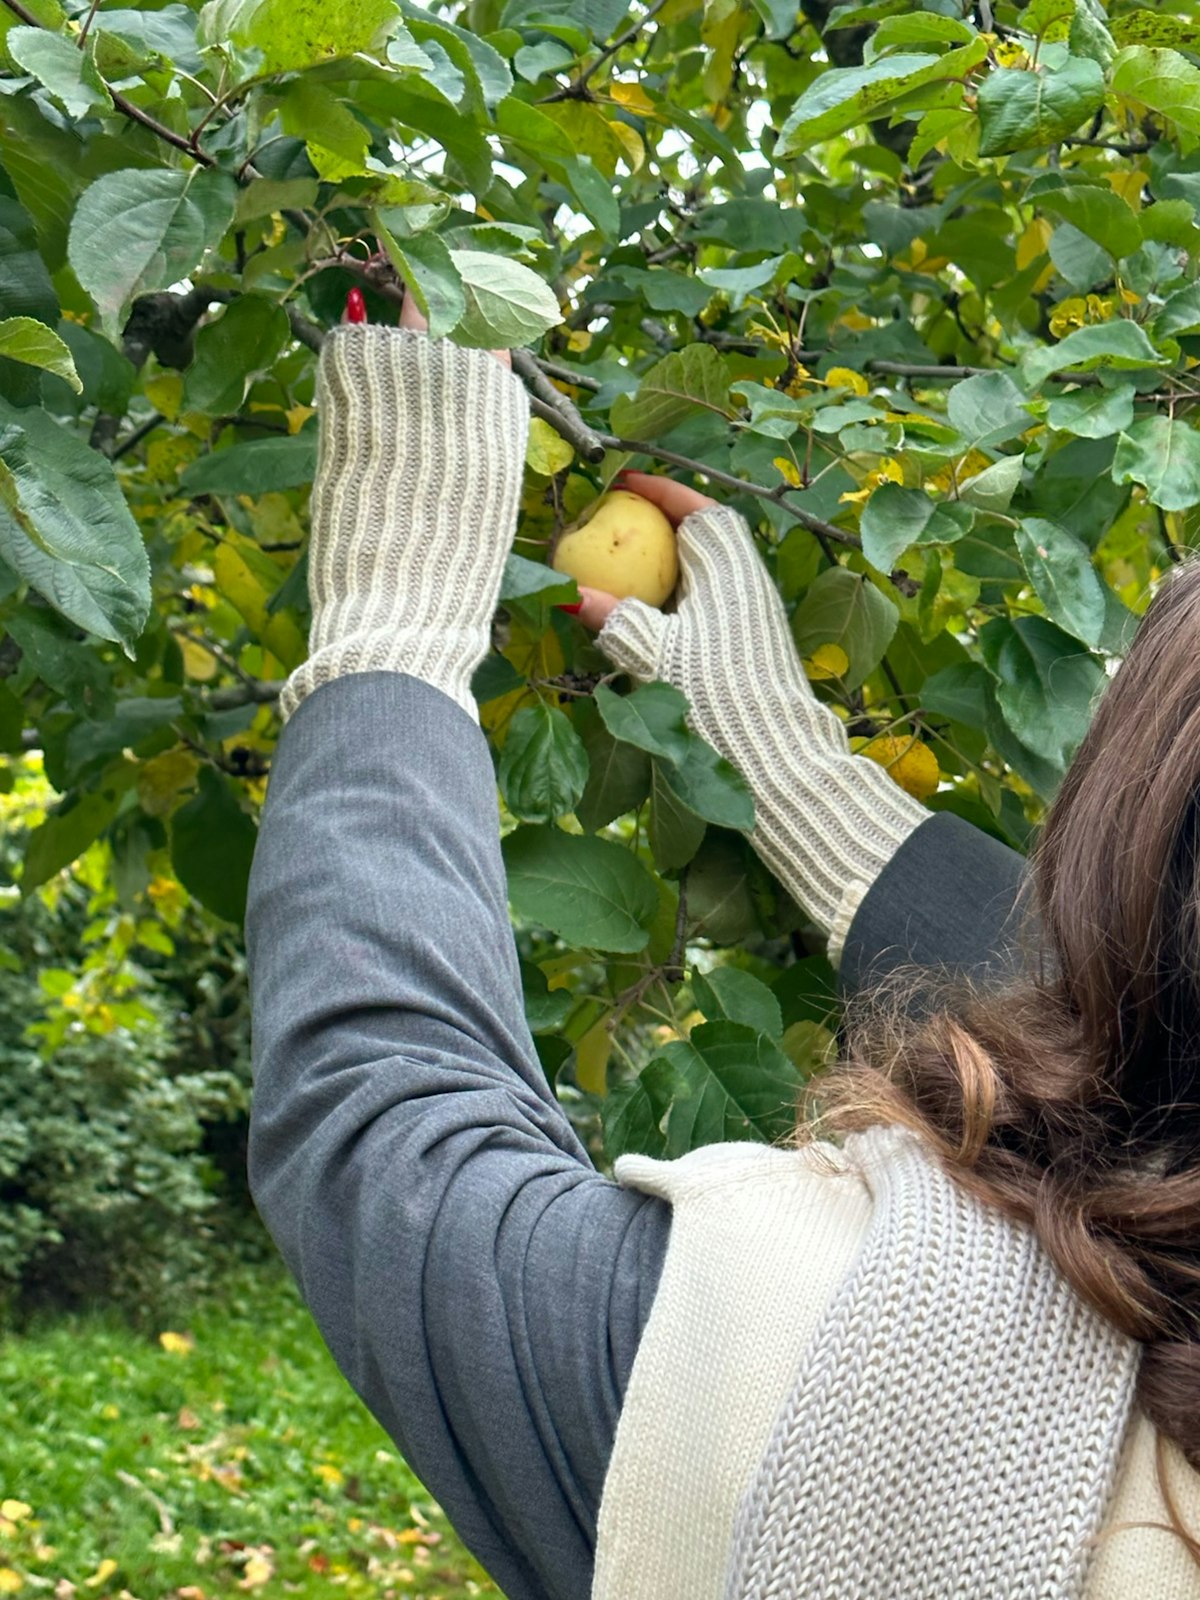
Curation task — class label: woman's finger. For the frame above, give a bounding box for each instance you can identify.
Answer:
[570,587,622,632]
[398,286,511,368]
[611,468,718,527]
[398,289,429,334]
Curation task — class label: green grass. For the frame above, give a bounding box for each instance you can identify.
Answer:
[0,1263,501,1598]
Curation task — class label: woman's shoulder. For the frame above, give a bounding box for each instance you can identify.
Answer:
[611,1133,864,1207]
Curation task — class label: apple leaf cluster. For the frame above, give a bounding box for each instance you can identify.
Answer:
[0,0,1195,1165]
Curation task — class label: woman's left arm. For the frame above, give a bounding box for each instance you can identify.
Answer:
[245,323,669,1600]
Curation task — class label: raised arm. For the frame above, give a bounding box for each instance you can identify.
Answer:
[586,475,1035,995]
[245,325,669,1600]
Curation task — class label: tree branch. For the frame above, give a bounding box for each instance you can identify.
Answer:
[539,0,671,102]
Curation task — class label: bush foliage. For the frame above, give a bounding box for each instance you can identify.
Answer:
[0,0,1196,1212]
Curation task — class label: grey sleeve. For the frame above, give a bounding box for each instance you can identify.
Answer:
[244,671,670,1600]
[838,809,1036,998]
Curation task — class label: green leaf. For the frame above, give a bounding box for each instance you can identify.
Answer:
[373,220,466,342]
[499,552,577,609]
[1045,383,1136,438]
[945,371,1030,448]
[574,705,652,832]
[976,58,1105,156]
[1037,185,1142,260]
[648,761,706,872]
[661,1021,803,1154]
[184,295,289,417]
[68,168,238,337]
[519,959,574,1033]
[169,765,257,924]
[1021,320,1168,389]
[6,27,112,118]
[594,680,691,765]
[791,567,900,690]
[399,2,512,109]
[984,615,1105,763]
[609,344,733,442]
[958,454,1024,513]
[279,80,370,181]
[502,825,658,953]
[602,1055,674,1160]
[776,41,988,152]
[180,435,316,496]
[0,395,150,644]
[686,830,760,944]
[1014,517,1107,648]
[860,484,973,571]
[447,250,561,349]
[922,661,992,729]
[1111,12,1200,49]
[660,736,755,832]
[1154,282,1200,339]
[0,317,79,392]
[200,0,401,71]
[691,968,783,1040]
[497,703,589,824]
[23,776,131,891]
[1110,45,1200,137]
[1112,415,1200,512]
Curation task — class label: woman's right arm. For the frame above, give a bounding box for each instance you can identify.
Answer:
[586,477,1033,994]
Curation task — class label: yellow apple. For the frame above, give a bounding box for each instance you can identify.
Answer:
[550,490,679,606]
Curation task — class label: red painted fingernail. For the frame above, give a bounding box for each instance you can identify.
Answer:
[556,602,584,615]
[345,288,368,324]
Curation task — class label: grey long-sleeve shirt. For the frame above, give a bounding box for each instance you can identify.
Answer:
[245,670,1031,1600]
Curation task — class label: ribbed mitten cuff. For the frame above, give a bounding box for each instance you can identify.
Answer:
[596,505,929,965]
[281,326,531,725]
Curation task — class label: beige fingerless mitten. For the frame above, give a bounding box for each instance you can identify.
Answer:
[597,505,929,965]
[280,325,531,725]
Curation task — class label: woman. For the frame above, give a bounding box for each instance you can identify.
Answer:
[245,297,1200,1599]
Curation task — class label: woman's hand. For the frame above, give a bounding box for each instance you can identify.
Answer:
[572,476,929,964]
[279,289,531,727]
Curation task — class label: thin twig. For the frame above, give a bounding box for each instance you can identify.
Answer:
[539,0,671,102]
[111,411,166,460]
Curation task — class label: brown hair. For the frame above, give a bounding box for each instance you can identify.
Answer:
[805,553,1200,1554]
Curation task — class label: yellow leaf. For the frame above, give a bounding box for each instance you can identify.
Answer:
[158,1330,194,1356]
[211,541,306,672]
[85,1559,118,1588]
[565,328,592,353]
[824,366,869,395]
[1106,168,1146,211]
[1,1502,31,1523]
[314,1463,344,1486]
[526,417,574,477]
[772,456,802,487]
[1015,217,1052,270]
[238,1552,273,1590]
[803,643,849,682]
[993,38,1030,67]
[101,1403,120,1420]
[144,372,183,422]
[835,309,873,332]
[0,1570,21,1594]
[285,403,316,435]
[574,1020,612,1097]
[608,118,645,172]
[179,638,219,683]
[138,751,199,818]
[858,732,940,800]
[609,80,656,114]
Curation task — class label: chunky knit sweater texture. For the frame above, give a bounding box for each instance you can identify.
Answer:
[593,1133,1200,1600]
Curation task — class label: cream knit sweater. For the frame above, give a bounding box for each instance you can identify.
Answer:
[592,1133,1200,1600]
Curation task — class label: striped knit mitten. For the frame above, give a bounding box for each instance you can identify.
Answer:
[595,505,929,964]
[280,324,531,726]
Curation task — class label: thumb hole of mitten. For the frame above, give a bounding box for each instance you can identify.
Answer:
[595,596,670,681]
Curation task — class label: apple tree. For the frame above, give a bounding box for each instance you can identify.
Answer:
[0,0,1194,1171]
